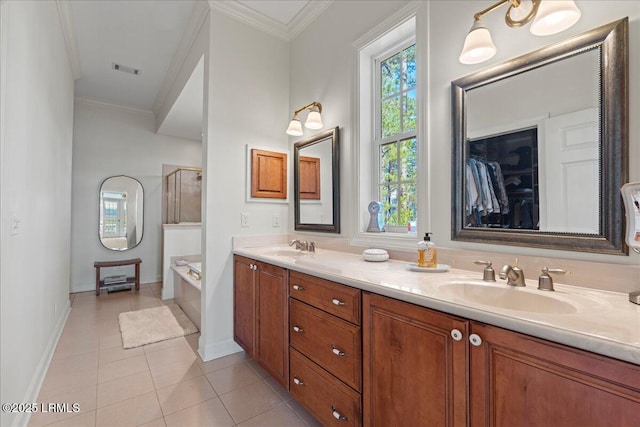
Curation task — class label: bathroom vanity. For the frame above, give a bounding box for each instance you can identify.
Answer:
[232,247,639,426]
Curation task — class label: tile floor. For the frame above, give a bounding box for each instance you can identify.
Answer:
[29,283,322,427]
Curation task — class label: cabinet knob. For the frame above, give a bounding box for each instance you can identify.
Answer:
[292,326,304,333]
[331,345,348,357]
[293,377,304,386]
[250,264,257,270]
[451,329,463,341]
[332,406,348,421]
[469,333,483,347]
[292,284,304,291]
[331,298,346,306]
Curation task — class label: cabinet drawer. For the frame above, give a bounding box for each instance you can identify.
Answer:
[289,271,361,325]
[290,348,362,427]
[290,299,361,391]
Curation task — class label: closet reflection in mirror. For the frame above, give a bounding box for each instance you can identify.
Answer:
[466,49,599,234]
[99,175,144,251]
[294,127,340,233]
[452,18,628,254]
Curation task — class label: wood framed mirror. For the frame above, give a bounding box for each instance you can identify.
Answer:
[452,18,628,254]
[294,127,340,233]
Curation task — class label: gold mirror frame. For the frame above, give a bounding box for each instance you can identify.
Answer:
[452,18,628,254]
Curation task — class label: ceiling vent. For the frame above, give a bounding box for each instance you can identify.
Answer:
[112,63,141,76]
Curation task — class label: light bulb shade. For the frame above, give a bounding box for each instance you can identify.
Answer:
[459,20,497,65]
[286,118,303,136]
[530,0,581,36]
[304,110,323,129]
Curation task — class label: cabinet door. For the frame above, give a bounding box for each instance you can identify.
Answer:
[233,256,256,357]
[256,261,289,387]
[363,293,468,427]
[469,322,640,427]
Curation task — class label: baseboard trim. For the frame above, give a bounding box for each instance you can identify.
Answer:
[197,337,243,362]
[15,300,71,427]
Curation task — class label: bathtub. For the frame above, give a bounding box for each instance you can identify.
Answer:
[171,263,201,329]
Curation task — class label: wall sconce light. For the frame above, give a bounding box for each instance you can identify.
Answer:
[286,101,323,136]
[459,0,581,65]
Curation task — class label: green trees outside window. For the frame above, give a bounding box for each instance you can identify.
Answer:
[379,44,417,227]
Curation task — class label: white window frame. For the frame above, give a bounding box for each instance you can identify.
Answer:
[352,2,427,250]
[374,40,417,230]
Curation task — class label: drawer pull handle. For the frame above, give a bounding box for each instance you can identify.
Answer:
[331,298,346,306]
[331,345,348,356]
[293,377,304,386]
[292,284,304,291]
[293,326,304,333]
[332,406,348,421]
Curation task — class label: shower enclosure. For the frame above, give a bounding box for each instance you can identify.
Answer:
[165,167,202,223]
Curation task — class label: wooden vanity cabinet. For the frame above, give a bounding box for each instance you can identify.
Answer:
[232,255,288,387]
[363,291,640,427]
[469,321,640,427]
[289,271,362,426]
[363,292,468,427]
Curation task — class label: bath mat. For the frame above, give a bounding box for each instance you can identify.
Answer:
[118,304,198,349]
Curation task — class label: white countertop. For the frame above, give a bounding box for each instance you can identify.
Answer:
[234,246,640,365]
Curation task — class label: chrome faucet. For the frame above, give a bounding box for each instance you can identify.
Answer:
[499,259,525,287]
[289,239,317,252]
[289,239,308,251]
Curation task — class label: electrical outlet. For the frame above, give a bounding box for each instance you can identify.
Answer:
[241,212,249,227]
[272,214,281,227]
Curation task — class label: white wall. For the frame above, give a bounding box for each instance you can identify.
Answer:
[0,2,75,426]
[162,224,201,300]
[71,100,201,292]
[199,9,290,360]
[289,0,640,289]
[427,1,639,266]
[289,1,413,239]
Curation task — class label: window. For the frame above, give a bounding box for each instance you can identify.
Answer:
[377,43,417,227]
[101,192,127,238]
[354,9,419,244]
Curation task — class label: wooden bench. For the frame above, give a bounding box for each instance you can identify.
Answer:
[94,258,142,296]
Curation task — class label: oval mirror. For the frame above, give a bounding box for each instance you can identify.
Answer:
[99,175,144,251]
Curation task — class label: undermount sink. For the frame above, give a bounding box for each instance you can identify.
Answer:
[262,249,306,257]
[438,283,578,314]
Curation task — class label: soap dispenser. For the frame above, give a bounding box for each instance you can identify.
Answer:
[417,233,437,268]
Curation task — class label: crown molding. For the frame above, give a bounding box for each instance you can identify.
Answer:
[55,0,82,80]
[75,96,155,117]
[209,0,289,40]
[152,0,210,117]
[288,1,332,40]
[209,0,332,42]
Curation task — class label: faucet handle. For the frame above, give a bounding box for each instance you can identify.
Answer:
[474,261,496,282]
[308,241,316,253]
[538,267,568,292]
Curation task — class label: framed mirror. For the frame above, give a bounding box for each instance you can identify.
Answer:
[452,18,628,254]
[99,175,144,251]
[294,127,340,233]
